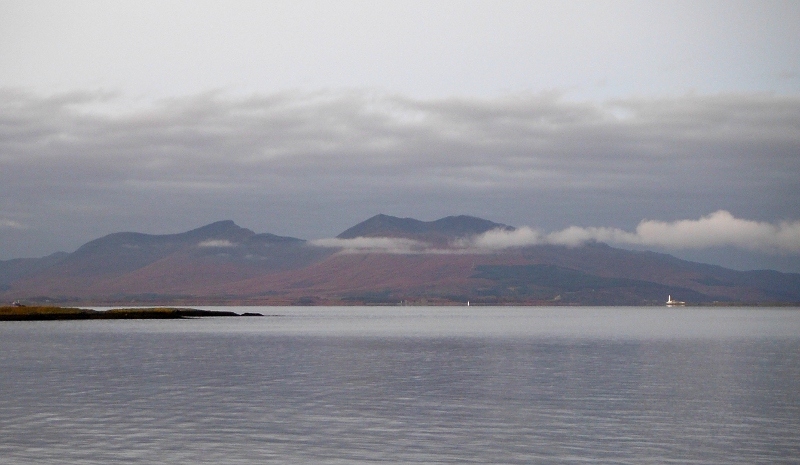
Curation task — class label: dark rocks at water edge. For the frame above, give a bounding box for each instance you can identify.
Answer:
[0,306,263,321]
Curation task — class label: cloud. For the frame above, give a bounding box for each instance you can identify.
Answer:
[0,89,798,264]
[310,237,428,254]
[0,219,28,230]
[464,211,800,254]
[197,239,236,248]
[3,90,797,192]
[310,211,800,256]
[627,211,800,253]
[457,227,544,250]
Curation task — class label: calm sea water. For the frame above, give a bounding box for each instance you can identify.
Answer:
[1,307,799,464]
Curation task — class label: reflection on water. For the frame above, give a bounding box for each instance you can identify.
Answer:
[1,307,799,464]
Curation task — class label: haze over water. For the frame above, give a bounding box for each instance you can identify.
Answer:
[1,307,799,464]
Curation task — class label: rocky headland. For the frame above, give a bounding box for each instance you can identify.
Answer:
[0,306,262,321]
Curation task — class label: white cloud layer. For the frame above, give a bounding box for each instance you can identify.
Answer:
[197,239,236,248]
[0,219,27,230]
[310,237,428,254]
[465,211,800,254]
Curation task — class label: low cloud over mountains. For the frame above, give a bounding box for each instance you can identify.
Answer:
[464,211,800,254]
[310,211,800,256]
[2,214,799,306]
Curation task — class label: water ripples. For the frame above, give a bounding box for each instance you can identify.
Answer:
[1,308,799,464]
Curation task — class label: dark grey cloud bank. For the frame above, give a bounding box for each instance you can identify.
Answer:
[1,90,798,270]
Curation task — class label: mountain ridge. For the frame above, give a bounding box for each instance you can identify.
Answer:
[1,215,798,306]
[337,214,513,245]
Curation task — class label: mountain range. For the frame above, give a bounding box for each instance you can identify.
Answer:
[2,214,799,306]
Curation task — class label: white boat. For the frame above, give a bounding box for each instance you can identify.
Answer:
[666,295,685,306]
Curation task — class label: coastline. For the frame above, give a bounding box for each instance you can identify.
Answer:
[0,306,262,321]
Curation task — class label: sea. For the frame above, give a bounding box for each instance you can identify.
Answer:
[1,306,799,464]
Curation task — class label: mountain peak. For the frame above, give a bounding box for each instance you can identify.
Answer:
[430,215,514,236]
[337,214,512,241]
[183,220,254,241]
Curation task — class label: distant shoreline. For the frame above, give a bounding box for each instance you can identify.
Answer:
[0,306,263,321]
[3,302,797,319]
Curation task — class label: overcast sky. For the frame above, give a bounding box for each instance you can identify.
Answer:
[1,1,799,272]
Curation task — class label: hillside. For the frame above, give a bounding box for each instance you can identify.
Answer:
[1,215,799,306]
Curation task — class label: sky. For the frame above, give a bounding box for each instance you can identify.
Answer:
[1,0,799,272]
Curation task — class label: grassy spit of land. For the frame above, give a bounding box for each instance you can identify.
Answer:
[0,306,263,321]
